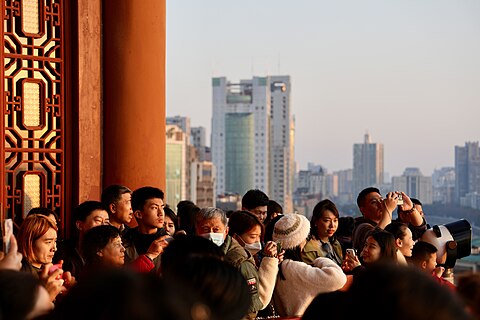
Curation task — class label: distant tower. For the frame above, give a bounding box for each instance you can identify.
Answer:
[455,141,480,204]
[211,76,294,211]
[353,132,384,195]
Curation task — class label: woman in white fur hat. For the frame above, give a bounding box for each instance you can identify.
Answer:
[272,213,347,317]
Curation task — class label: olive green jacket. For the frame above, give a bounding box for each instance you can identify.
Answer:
[301,238,343,266]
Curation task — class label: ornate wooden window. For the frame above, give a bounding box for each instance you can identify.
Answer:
[2,0,65,229]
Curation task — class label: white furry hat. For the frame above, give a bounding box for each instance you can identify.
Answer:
[272,213,310,250]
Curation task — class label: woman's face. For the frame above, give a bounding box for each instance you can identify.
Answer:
[315,210,338,240]
[361,235,381,264]
[32,227,57,267]
[98,235,125,266]
[240,225,262,245]
[398,228,415,257]
[164,215,176,236]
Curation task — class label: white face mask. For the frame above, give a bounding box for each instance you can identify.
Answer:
[200,232,225,247]
[244,241,262,255]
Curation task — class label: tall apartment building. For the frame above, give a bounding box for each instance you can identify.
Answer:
[432,167,455,205]
[191,126,211,162]
[455,141,480,204]
[190,161,216,208]
[353,133,384,195]
[166,119,216,208]
[392,168,433,204]
[167,116,191,144]
[211,76,294,212]
[166,124,187,208]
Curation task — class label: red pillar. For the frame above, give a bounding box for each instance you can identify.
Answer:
[102,0,166,191]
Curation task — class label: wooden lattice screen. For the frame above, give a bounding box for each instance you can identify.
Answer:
[2,0,66,230]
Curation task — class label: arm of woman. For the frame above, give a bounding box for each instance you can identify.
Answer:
[287,257,347,294]
[257,256,279,308]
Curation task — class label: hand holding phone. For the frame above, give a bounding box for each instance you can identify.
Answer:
[346,248,356,257]
[2,219,13,253]
[48,263,64,280]
[396,192,404,205]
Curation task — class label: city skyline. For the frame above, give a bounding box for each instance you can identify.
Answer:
[166,0,480,177]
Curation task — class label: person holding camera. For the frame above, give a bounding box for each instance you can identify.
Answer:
[195,207,279,320]
[342,229,398,276]
[272,213,346,317]
[394,197,428,241]
[352,187,410,257]
[227,210,280,319]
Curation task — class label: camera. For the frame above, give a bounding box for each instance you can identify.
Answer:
[420,219,472,268]
[396,192,404,206]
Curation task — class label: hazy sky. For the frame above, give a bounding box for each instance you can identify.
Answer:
[166,0,480,177]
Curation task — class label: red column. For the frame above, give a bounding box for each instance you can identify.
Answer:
[102,0,166,191]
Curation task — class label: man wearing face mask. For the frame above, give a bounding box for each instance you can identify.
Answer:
[195,207,279,320]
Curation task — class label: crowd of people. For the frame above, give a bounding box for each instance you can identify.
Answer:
[1,185,479,320]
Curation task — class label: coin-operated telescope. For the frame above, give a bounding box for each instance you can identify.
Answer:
[420,219,472,268]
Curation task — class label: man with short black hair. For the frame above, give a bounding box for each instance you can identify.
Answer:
[242,189,269,224]
[352,187,398,255]
[122,186,170,272]
[101,184,133,234]
[54,200,110,277]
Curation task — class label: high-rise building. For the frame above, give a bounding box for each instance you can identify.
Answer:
[211,76,294,212]
[191,126,211,162]
[353,133,384,195]
[432,167,455,205]
[190,161,216,208]
[455,141,480,204]
[392,168,433,204]
[167,116,191,143]
[166,124,187,208]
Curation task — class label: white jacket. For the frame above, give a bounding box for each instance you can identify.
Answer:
[273,257,347,317]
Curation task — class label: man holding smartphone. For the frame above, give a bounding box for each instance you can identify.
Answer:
[352,187,404,256]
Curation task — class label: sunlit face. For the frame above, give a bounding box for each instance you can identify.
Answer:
[164,215,176,236]
[32,227,57,268]
[27,285,54,319]
[137,198,165,231]
[360,192,383,222]
[361,235,381,264]
[195,216,228,240]
[415,204,424,217]
[315,210,338,241]
[113,193,133,225]
[424,252,438,273]
[79,209,110,235]
[398,228,415,257]
[98,235,125,266]
[249,206,268,223]
[239,225,262,245]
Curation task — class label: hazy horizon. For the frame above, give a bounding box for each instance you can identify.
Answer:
[166,0,480,177]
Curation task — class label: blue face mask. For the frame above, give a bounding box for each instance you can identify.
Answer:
[201,232,225,246]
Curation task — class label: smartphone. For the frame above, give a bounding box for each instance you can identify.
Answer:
[397,192,404,205]
[48,263,63,275]
[2,219,13,253]
[276,242,283,255]
[346,248,356,257]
